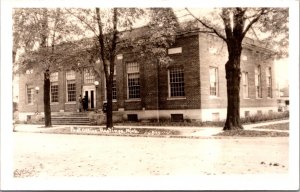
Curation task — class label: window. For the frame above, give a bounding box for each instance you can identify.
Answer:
[50,82,59,103]
[104,77,117,100]
[127,62,140,99]
[169,68,185,97]
[50,72,59,103]
[67,80,76,102]
[212,113,220,121]
[112,79,117,100]
[66,70,75,79]
[66,70,76,102]
[266,67,272,97]
[127,114,138,121]
[255,65,262,98]
[209,67,218,96]
[171,114,184,122]
[245,111,250,117]
[242,72,249,98]
[26,85,34,104]
[84,67,95,84]
[257,110,262,115]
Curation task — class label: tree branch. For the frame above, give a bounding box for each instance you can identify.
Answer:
[220,8,233,41]
[242,8,269,39]
[65,8,99,38]
[185,8,227,42]
[96,8,108,80]
[109,8,118,79]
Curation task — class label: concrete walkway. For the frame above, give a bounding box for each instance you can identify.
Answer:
[14,119,289,137]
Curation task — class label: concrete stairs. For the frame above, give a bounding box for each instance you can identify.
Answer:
[50,112,92,125]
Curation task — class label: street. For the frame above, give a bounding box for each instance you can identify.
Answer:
[13,132,288,177]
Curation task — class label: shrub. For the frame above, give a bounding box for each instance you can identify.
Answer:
[241,111,289,124]
[115,111,288,127]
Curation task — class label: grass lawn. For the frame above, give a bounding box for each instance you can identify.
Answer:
[253,122,289,130]
[214,130,289,137]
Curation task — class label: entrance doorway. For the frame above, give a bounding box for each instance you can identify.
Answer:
[82,85,96,110]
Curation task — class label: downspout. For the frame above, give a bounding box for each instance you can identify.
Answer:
[156,59,160,122]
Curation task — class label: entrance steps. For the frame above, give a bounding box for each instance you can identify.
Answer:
[50,112,92,125]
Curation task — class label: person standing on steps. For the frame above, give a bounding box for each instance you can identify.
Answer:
[84,95,88,111]
[78,95,83,112]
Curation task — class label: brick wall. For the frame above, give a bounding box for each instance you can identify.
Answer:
[199,33,277,110]
[19,69,85,113]
[158,34,201,110]
[18,71,44,113]
[18,31,278,121]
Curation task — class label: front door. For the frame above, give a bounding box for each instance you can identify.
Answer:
[82,85,96,110]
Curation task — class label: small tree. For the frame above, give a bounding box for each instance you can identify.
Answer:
[185,8,288,130]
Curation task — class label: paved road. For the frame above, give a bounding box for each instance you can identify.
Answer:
[13,132,288,177]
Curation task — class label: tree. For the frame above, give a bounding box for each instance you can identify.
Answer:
[14,8,78,127]
[65,8,179,129]
[185,8,288,130]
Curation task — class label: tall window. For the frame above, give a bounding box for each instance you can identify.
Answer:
[66,70,76,102]
[242,72,249,98]
[209,67,218,96]
[255,65,262,98]
[127,62,140,99]
[84,67,95,84]
[104,77,117,100]
[26,85,34,104]
[50,72,59,103]
[169,68,185,97]
[112,79,117,100]
[266,67,272,97]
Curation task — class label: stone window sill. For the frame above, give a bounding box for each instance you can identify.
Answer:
[167,97,186,100]
[125,99,141,102]
[65,102,76,104]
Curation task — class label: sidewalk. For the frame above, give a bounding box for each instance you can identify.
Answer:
[14,119,289,137]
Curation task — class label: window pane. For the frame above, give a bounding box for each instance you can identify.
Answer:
[169,68,185,97]
[112,79,117,100]
[255,65,262,98]
[50,72,58,82]
[67,80,76,102]
[84,68,95,84]
[66,70,75,80]
[50,82,59,102]
[243,72,249,98]
[127,62,140,99]
[209,67,218,96]
[128,73,140,99]
[27,86,34,104]
[127,62,139,73]
[267,67,272,97]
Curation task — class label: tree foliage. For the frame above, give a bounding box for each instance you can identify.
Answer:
[43,8,179,128]
[14,8,83,127]
[185,8,288,57]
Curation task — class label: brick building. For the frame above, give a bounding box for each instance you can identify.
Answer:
[18,29,278,122]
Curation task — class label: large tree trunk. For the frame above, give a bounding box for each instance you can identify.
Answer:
[106,76,113,129]
[44,69,52,127]
[223,40,243,130]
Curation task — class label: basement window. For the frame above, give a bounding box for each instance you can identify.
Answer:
[257,110,262,115]
[171,114,184,122]
[212,113,220,121]
[244,111,250,117]
[127,114,138,122]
